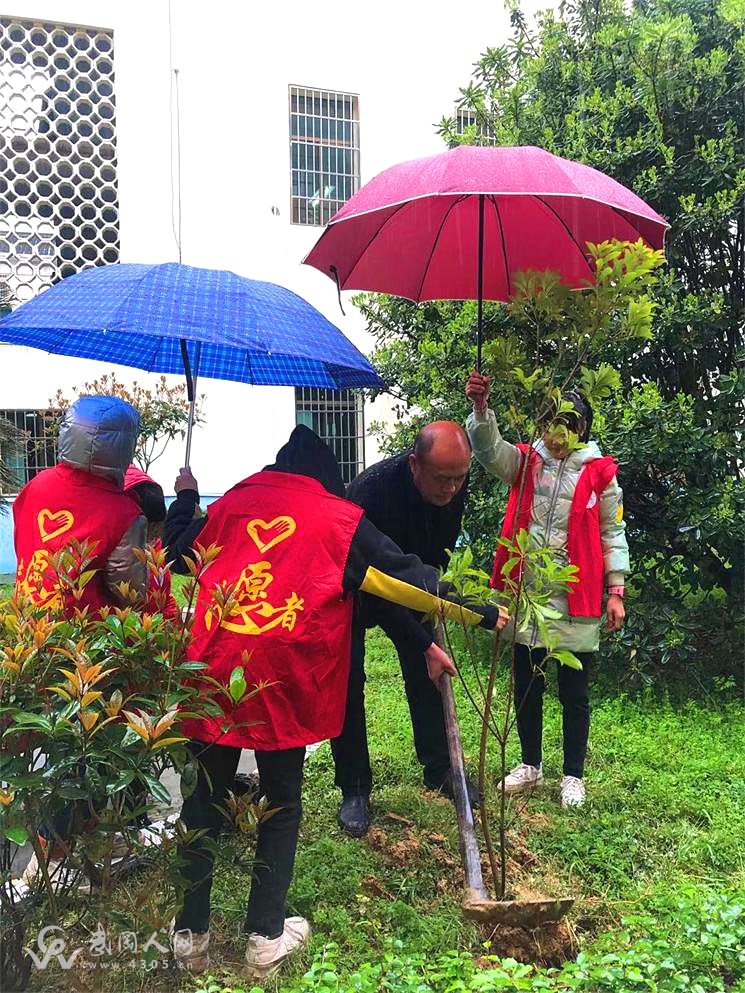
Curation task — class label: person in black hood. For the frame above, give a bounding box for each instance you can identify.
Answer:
[164,426,506,979]
[272,424,346,496]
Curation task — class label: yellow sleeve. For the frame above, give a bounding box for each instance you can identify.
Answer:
[359,565,485,627]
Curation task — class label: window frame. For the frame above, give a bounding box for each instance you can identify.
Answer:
[0,16,119,303]
[294,388,365,486]
[454,107,496,145]
[0,409,57,495]
[288,84,361,227]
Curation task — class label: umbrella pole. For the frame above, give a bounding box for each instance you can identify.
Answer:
[476,193,485,373]
[180,339,201,467]
[184,395,197,467]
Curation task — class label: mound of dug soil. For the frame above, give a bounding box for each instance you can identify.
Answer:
[477,917,576,968]
[365,821,577,968]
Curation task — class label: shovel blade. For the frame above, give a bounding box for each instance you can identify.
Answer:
[463,895,575,928]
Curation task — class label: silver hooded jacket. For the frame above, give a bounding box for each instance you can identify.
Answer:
[467,408,629,652]
[58,396,147,602]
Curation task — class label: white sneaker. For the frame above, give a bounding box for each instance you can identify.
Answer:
[498,763,544,794]
[138,814,178,847]
[245,916,311,980]
[172,926,209,974]
[560,775,586,808]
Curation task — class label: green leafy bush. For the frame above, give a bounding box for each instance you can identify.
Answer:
[0,541,266,990]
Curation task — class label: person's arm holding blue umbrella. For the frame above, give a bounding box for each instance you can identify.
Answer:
[164,468,207,570]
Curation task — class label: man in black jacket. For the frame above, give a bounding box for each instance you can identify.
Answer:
[333,421,475,837]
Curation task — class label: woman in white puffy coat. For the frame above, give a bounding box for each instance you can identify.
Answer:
[466,372,629,808]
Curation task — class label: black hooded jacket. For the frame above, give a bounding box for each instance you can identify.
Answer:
[270,424,346,497]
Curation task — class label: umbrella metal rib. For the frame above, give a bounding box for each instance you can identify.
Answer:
[535,196,596,281]
[477,194,485,372]
[489,195,512,303]
[342,200,411,290]
[414,194,469,304]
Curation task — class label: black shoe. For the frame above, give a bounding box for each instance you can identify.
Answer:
[425,771,480,810]
[337,794,371,838]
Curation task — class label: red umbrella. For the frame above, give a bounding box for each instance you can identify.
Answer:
[304,145,668,368]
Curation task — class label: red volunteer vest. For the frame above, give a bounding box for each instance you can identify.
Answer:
[491,444,618,618]
[183,470,363,751]
[123,466,178,619]
[13,464,141,614]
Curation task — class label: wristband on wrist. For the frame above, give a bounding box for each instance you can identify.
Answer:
[607,585,625,598]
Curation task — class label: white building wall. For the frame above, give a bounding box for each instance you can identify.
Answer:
[1,0,539,506]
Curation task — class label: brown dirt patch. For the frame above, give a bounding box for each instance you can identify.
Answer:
[478,918,576,967]
[427,832,449,845]
[366,815,577,967]
[368,822,461,873]
[430,845,458,869]
[361,874,394,899]
[521,810,555,830]
[366,826,421,867]
[506,831,539,869]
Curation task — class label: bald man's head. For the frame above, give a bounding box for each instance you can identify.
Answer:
[408,420,471,507]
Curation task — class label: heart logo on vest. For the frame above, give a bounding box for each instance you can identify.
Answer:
[246,516,296,553]
[38,508,75,543]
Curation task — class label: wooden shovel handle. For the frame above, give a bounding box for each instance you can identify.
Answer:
[433,618,489,903]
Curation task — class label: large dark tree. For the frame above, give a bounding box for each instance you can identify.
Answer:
[360,0,744,683]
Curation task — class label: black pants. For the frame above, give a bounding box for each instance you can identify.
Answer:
[513,644,593,779]
[176,742,305,938]
[331,617,450,797]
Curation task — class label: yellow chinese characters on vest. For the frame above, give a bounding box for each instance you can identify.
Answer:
[16,550,63,610]
[15,508,76,608]
[204,516,304,636]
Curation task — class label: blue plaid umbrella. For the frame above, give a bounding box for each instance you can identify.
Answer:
[0,262,383,460]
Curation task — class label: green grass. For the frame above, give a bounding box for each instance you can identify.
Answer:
[21,629,745,992]
[171,573,191,604]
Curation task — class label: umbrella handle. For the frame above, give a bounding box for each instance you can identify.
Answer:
[184,400,196,467]
[180,339,201,467]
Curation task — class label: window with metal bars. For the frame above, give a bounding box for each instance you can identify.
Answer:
[0,409,57,493]
[454,107,496,144]
[294,388,364,486]
[289,85,360,226]
[0,17,119,304]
